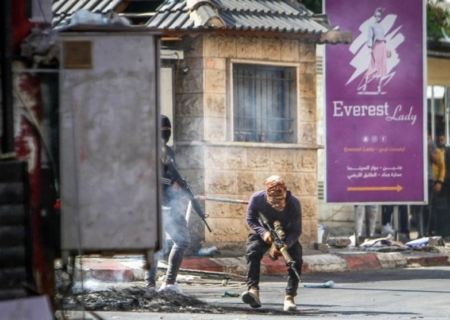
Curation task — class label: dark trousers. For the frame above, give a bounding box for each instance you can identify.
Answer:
[381,205,409,233]
[436,181,450,236]
[245,233,303,296]
[413,182,435,237]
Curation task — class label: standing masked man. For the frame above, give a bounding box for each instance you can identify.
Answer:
[241,175,302,311]
[146,115,190,293]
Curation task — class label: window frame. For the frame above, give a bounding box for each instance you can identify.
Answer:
[229,59,300,144]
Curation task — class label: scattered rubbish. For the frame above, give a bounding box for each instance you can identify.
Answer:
[57,283,304,316]
[197,246,218,256]
[61,286,207,312]
[405,237,429,247]
[359,234,393,248]
[313,242,329,253]
[304,280,335,288]
[222,278,229,286]
[176,275,201,282]
[221,291,240,298]
[429,236,446,246]
[327,236,351,248]
[351,234,410,251]
[55,272,305,316]
[405,236,445,248]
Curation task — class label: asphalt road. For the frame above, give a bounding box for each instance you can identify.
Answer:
[59,266,450,320]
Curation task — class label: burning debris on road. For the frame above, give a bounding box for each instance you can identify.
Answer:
[62,287,209,313]
[57,283,306,316]
[58,286,306,316]
[55,265,307,316]
[56,268,213,313]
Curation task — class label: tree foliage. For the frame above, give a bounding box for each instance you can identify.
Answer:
[427,0,450,41]
[301,0,322,14]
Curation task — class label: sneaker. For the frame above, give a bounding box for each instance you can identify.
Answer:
[146,284,157,292]
[283,295,297,311]
[382,223,395,235]
[158,282,182,294]
[241,286,261,308]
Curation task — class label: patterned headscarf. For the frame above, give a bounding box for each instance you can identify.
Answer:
[265,175,287,212]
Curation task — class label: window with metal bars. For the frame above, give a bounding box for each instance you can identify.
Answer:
[233,63,297,143]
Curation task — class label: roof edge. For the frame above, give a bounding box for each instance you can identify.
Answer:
[319,30,353,44]
[159,28,323,42]
[158,27,352,45]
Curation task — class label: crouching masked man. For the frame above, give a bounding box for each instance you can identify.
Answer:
[241,175,303,311]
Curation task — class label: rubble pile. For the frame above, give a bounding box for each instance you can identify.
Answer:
[62,287,209,312]
[322,225,448,253]
[55,275,304,316]
[59,286,305,315]
[323,234,447,254]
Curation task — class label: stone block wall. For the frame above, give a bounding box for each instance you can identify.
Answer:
[202,146,318,245]
[173,35,319,246]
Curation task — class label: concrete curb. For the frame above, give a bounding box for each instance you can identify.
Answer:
[76,250,449,282]
[336,252,382,271]
[302,254,348,273]
[404,252,449,267]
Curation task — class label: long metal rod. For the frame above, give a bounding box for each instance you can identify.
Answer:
[195,195,249,204]
[12,68,60,73]
[0,0,15,153]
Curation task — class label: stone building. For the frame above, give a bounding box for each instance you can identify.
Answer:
[52,0,351,249]
[147,0,351,249]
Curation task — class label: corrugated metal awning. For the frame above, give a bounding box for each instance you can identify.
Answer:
[52,0,124,28]
[147,0,351,43]
[51,0,352,43]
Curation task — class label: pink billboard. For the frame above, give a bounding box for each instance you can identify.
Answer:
[324,0,426,203]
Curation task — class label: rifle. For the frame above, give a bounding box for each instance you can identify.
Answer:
[258,211,301,280]
[165,157,212,233]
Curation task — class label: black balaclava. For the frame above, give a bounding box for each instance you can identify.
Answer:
[161,115,172,143]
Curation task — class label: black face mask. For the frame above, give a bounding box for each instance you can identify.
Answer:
[162,129,171,143]
[437,143,446,148]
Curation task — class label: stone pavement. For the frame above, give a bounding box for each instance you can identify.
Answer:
[74,245,450,283]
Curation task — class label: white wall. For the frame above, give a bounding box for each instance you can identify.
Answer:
[161,67,174,146]
[316,45,357,228]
